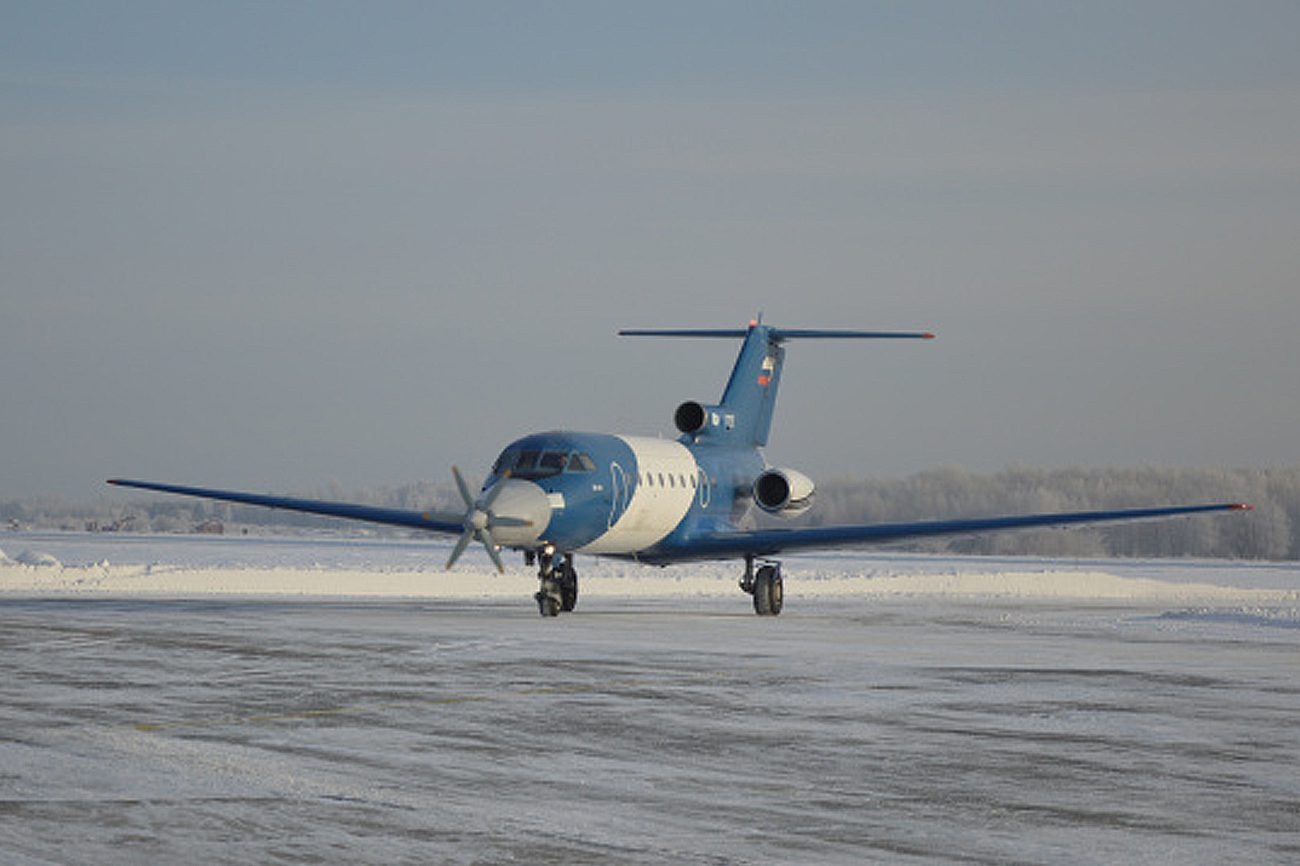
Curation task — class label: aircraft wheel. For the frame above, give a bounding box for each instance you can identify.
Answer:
[752,565,783,616]
[559,564,578,612]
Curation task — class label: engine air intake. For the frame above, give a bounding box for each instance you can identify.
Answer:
[754,468,816,516]
[674,401,708,434]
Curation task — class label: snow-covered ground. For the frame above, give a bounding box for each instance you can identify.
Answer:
[2,532,1298,864]
[3,530,1298,604]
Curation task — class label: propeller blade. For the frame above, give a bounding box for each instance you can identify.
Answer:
[445,466,518,574]
[479,469,511,511]
[445,531,472,570]
[421,510,465,524]
[451,466,474,509]
[479,529,505,574]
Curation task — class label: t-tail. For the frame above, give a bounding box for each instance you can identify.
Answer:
[619,319,935,448]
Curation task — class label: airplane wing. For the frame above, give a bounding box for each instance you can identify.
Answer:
[646,503,1251,563]
[107,479,465,534]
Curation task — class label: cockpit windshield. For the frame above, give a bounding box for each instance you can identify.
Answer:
[538,451,568,474]
[490,447,597,480]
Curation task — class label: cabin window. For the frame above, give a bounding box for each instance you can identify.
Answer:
[566,453,596,473]
[690,475,697,488]
[658,473,665,487]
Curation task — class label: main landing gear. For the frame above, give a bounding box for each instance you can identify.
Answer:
[533,549,578,617]
[526,550,782,617]
[740,554,783,616]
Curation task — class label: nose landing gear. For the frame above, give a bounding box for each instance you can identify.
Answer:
[533,549,578,617]
[740,554,783,616]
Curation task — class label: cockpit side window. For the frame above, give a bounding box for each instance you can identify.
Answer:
[491,448,519,476]
[566,453,596,473]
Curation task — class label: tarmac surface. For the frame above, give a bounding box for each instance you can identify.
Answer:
[3,590,1299,865]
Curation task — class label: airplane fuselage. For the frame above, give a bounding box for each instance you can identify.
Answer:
[482,430,764,562]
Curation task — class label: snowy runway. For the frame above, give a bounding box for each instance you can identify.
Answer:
[1,535,1298,864]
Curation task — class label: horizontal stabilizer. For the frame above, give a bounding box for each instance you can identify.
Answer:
[619,328,935,342]
[621,321,935,449]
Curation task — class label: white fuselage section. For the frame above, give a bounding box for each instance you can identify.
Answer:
[576,436,698,554]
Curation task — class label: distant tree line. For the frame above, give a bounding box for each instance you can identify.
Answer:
[792,466,1298,560]
[5,467,1297,560]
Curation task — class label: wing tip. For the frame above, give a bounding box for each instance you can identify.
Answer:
[1230,502,1254,511]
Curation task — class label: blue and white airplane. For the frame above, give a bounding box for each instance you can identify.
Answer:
[110,320,1250,616]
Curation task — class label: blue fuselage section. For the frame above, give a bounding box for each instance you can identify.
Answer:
[482,430,766,560]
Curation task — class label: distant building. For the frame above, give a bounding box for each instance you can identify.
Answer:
[87,515,138,532]
[194,519,224,535]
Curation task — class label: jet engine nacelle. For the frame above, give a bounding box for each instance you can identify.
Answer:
[754,467,816,517]
[674,401,724,435]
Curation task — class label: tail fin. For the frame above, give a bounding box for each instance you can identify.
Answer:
[619,322,934,447]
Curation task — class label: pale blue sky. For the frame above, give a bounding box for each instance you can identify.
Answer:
[3,2,1299,498]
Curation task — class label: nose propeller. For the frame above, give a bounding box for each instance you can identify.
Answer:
[443,466,532,574]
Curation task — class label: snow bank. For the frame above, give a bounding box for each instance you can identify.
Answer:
[0,562,535,597]
[12,549,61,568]
[1,532,1295,603]
[1,558,1295,604]
[791,568,1298,603]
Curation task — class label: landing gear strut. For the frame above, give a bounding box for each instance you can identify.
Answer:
[740,555,783,616]
[533,549,578,617]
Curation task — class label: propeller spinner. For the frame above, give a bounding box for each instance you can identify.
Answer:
[442,466,533,573]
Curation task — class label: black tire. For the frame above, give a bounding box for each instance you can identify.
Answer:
[560,566,578,612]
[753,565,782,616]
